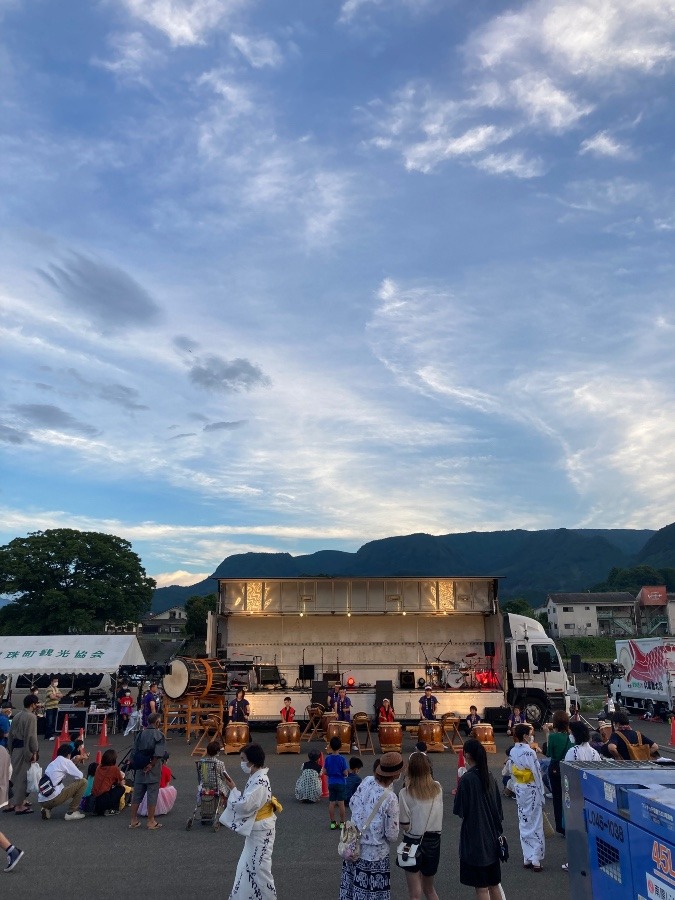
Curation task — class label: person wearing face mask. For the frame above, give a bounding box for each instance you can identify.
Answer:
[222,742,279,900]
[511,723,546,872]
[340,751,402,900]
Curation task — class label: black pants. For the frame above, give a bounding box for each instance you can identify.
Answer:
[549,761,565,835]
[94,784,125,815]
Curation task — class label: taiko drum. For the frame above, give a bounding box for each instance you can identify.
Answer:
[326,720,351,753]
[276,722,301,753]
[378,721,402,753]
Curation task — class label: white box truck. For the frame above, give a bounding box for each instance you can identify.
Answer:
[611,637,675,717]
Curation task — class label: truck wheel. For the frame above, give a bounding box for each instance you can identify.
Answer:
[524,698,547,727]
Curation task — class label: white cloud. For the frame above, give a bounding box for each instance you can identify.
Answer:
[92,31,164,80]
[475,151,545,179]
[579,130,633,158]
[121,0,243,46]
[152,569,212,587]
[509,74,593,131]
[339,0,434,25]
[231,33,283,69]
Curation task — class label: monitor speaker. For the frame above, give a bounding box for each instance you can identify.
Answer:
[399,671,415,690]
[311,680,329,708]
[323,672,340,683]
[570,654,582,674]
[483,707,511,731]
[299,664,315,682]
[484,641,496,657]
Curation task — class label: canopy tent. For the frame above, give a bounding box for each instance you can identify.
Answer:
[0,634,146,675]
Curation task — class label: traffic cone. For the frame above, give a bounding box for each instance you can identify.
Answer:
[77,728,85,742]
[95,751,102,765]
[452,748,466,795]
[51,736,62,761]
[669,715,675,749]
[318,752,329,799]
[97,719,110,747]
[59,713,70,742]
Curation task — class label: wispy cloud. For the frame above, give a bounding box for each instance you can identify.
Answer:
[187,354,271,393]
[580,130,634,158]
[120,0,243,46]
[231,33,283,69]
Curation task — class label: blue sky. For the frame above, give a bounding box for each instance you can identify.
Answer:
[2,0,675,588]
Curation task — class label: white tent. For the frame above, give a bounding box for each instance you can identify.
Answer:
[0,634,146,675]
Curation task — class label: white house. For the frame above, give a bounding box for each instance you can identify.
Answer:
[141,606,187,636]
[546,592,637,638]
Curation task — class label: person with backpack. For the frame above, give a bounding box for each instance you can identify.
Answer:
[127,712,167,830]
[607,712,658,761]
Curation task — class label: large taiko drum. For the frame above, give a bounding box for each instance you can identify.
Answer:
[327,720,351,753]
[276,722,301,754]
[419,720,445,751]
[378,721,402,753]
[321,710,337,735]
[471,722,497,753]
[223,722,250,754]
[162,657,228,700]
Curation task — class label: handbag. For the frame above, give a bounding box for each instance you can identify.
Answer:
[484,776,509,864]
[498,834,510,862]
[338,789,389,862]
[396,793,436,869]
[26,761,43,795]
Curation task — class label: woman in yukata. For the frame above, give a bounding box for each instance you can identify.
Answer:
[222,742,279,900]
[510,723,546,872]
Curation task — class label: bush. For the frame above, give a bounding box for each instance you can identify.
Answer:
[555,636,620,661]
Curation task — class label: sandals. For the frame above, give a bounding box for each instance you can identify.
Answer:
[532,865,543,872]
[128,821,141,829]
[523,863,533,869]
[14,808,34,815]
[147,822,163,830]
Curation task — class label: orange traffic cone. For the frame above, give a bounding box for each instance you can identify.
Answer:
[97,719,110,747]
[669,715,675,749]
[95,751,102,765]
[51,736,62,761]
[77,728,85,742]
[59,713,70,742]
[318,752,329,799]
[452,748,466,795]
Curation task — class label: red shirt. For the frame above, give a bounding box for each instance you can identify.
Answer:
[378,705,395,722]
[280,706,295,722]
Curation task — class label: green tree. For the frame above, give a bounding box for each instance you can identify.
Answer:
[592,564,664,595]
[500,597,537,619]
[0,529,154,635]
[184,593,218,638]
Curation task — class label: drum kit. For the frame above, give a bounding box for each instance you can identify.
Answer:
[427,652,481,689]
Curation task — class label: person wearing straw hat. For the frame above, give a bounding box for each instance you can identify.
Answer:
[339,752,403,900]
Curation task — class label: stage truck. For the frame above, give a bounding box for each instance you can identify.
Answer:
[611,637,675,718]
[198,575,575,725]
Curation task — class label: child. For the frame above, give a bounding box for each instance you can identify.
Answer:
[320,735,348,829]
[464,705,481,736]
[501,748,515,797]
[80,761,98,813]
[280,697,295,722]
[138,762,176,817]
[295,750,322,803]
[70,738,90,767]
[345,757,363,802]
[118,690,135,731]
[507,705,526,735]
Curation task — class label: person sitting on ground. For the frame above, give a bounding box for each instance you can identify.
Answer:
[345,757,363,803]
[464,705,481,736]
[81,761,98,813]
[70,738,90,767]
[92,749,126,816]
[38,744,87,821]
[321,735,348,830]
[295,749,322,803]
[506,705,526,735]
[139,761,176,817]
[607,712,659,760]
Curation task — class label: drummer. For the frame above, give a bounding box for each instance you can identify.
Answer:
[335,687,352,723]
[280,697,295,723]
[229,688,250,723]
[378,698,395,723]
[419,685,438,720]
[463,705,481,736]
[327,682,341,710]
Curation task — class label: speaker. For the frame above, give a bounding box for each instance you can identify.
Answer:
[298,664,315,682]
[536,657,552,673]
[570,654,582,675]
[483,706,511,731]
[483,641,496,658]
[375,680,394,716]
[311,680,329,708]
[254,665,280,685]
[323,672,340,683]
[515,650,529,673]
[399,670,415,690]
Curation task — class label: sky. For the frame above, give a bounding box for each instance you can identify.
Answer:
[2,0,675,589]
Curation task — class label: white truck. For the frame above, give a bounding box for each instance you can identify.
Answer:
[611,637,675,718]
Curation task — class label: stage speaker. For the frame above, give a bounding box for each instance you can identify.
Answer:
[483,707,511,731]
[570,654,582,674]
[299,664,315,682]
[399,671,415,690]
[323,672,340,683]
[311,680,329,708]
[483,641,496,658]
[515,650,529,674]
[375,680,394,716]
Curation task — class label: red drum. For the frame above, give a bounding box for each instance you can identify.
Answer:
[276,722,301,754]
[471,722,496,753]
[378,721,402,753]
[321,711,337,735]
[223,722,250,754]
[418,720,445,752]
[326,720,351,753]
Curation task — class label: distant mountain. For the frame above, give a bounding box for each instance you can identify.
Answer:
[153,526,665,611]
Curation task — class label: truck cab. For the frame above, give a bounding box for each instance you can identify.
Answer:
[503,613,576,725]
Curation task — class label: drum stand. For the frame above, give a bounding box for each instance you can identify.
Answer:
[301,704,324,742]
[191,714,225,758]
[441,714,464,754]
[352,713,375,754]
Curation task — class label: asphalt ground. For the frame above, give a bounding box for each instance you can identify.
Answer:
[3,715,674,900]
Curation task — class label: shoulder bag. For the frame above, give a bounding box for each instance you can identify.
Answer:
[396,794,435,868]
[483,776,509,863]
[338,789,389,862]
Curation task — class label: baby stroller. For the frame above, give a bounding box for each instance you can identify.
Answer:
[186,758,226,831]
